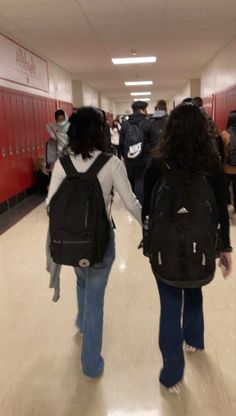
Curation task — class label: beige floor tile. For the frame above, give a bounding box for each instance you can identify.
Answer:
[0,199,235,416]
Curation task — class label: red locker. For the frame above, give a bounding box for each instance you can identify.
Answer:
[215,85,236,131]
[2,90,20,198]
[0,91,11,202]
[22,95,36,189]
[203,95,214,118]
[11,93,25,193]
[0,85,70,204]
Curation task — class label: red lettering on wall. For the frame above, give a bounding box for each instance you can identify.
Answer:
[15,48,36,75]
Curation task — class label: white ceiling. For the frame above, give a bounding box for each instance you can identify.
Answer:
[0,0,236,102]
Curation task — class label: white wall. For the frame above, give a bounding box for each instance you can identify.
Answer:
[82,83,99,107]
[115,100,157,115]
[0,59,73,102]
[100,94,116,114]
[201,37,236,97]
[170,82,191,107]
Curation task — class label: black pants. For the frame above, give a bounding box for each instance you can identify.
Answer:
[226,173,236,211]
[125,158,147,204]
[157,281,204,387]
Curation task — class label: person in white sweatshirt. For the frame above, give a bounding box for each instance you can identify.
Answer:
[47,109,70,157]
[47,107,141,378]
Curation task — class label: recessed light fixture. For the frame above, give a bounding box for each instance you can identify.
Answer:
[131,92,152,96]
[125,81,153,86]
[112,56,156,65]
[134,98,151,102]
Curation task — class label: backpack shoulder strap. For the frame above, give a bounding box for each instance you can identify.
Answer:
[86,153,112,177]
[60,155,80,177]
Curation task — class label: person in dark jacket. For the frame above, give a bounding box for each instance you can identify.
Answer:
[150,99,169,149]
[143,102,232,394]
[119,100,154,203]
[96,108,113,154]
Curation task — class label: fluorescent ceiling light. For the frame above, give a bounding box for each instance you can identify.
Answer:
[131,92,152,96]
[112,56,156,65]
[125,81,153,86]
[134,98,151,102]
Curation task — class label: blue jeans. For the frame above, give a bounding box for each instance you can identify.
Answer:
[157,281,204,388]
[74,229,115,377]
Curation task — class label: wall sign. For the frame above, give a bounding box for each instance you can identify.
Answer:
[0,33,49,92]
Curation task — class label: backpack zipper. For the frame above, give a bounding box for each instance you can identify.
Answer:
[85,201,89,228]
[158,252,162,265]
[202,253,206,266]
[53,240,91,244]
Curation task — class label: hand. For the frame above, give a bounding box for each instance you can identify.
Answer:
[218,252,232,278]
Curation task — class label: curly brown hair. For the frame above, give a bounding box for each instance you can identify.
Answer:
[152,103,220,174]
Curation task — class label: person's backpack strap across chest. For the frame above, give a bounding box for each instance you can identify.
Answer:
[60,152,112,178]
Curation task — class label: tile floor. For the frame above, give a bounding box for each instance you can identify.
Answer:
[0,197,235,416]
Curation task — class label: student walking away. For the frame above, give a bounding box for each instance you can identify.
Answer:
[110,120,121,158]
[46,107,141,378]
[142,103,232,394]
[114,115,122,131]
[193,97,223,160]
[96,108,113,154]
[119,100,154,203]
[46,109,70,165]
[221,109,236,219]
[150,99,169,149]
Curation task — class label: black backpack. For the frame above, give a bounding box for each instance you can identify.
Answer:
[49,153,112,267]
[227,126,236,166]
[146,164,218,288]
[150,116,168,147]
[124,120,144,159]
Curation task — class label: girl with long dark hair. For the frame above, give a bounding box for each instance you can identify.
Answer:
[143,103,232,394]
[47,107,141,378]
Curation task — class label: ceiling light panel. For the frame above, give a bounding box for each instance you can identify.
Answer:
[112,56,156,65]
[134,98,151,102]
[125,81,153,86]
[130,92,152,96]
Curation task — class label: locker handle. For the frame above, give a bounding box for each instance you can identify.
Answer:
[9,145,13,156]
[16,145,19,155]
[1,147,6,158]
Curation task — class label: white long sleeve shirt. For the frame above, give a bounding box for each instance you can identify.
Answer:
[46,150,142,225]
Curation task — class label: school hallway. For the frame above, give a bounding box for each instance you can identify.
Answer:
[0,196,235,416]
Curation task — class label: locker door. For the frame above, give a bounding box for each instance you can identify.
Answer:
[15,93,28,191]
[11,93,26,194]
[0,91,11,202]
[2,91,19,197]
[33,97,40,157]
[22,95,35,189]
[215,86,236,131]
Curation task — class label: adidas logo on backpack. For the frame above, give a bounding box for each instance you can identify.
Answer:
[146,166,218,289]
[177,207,189,214]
